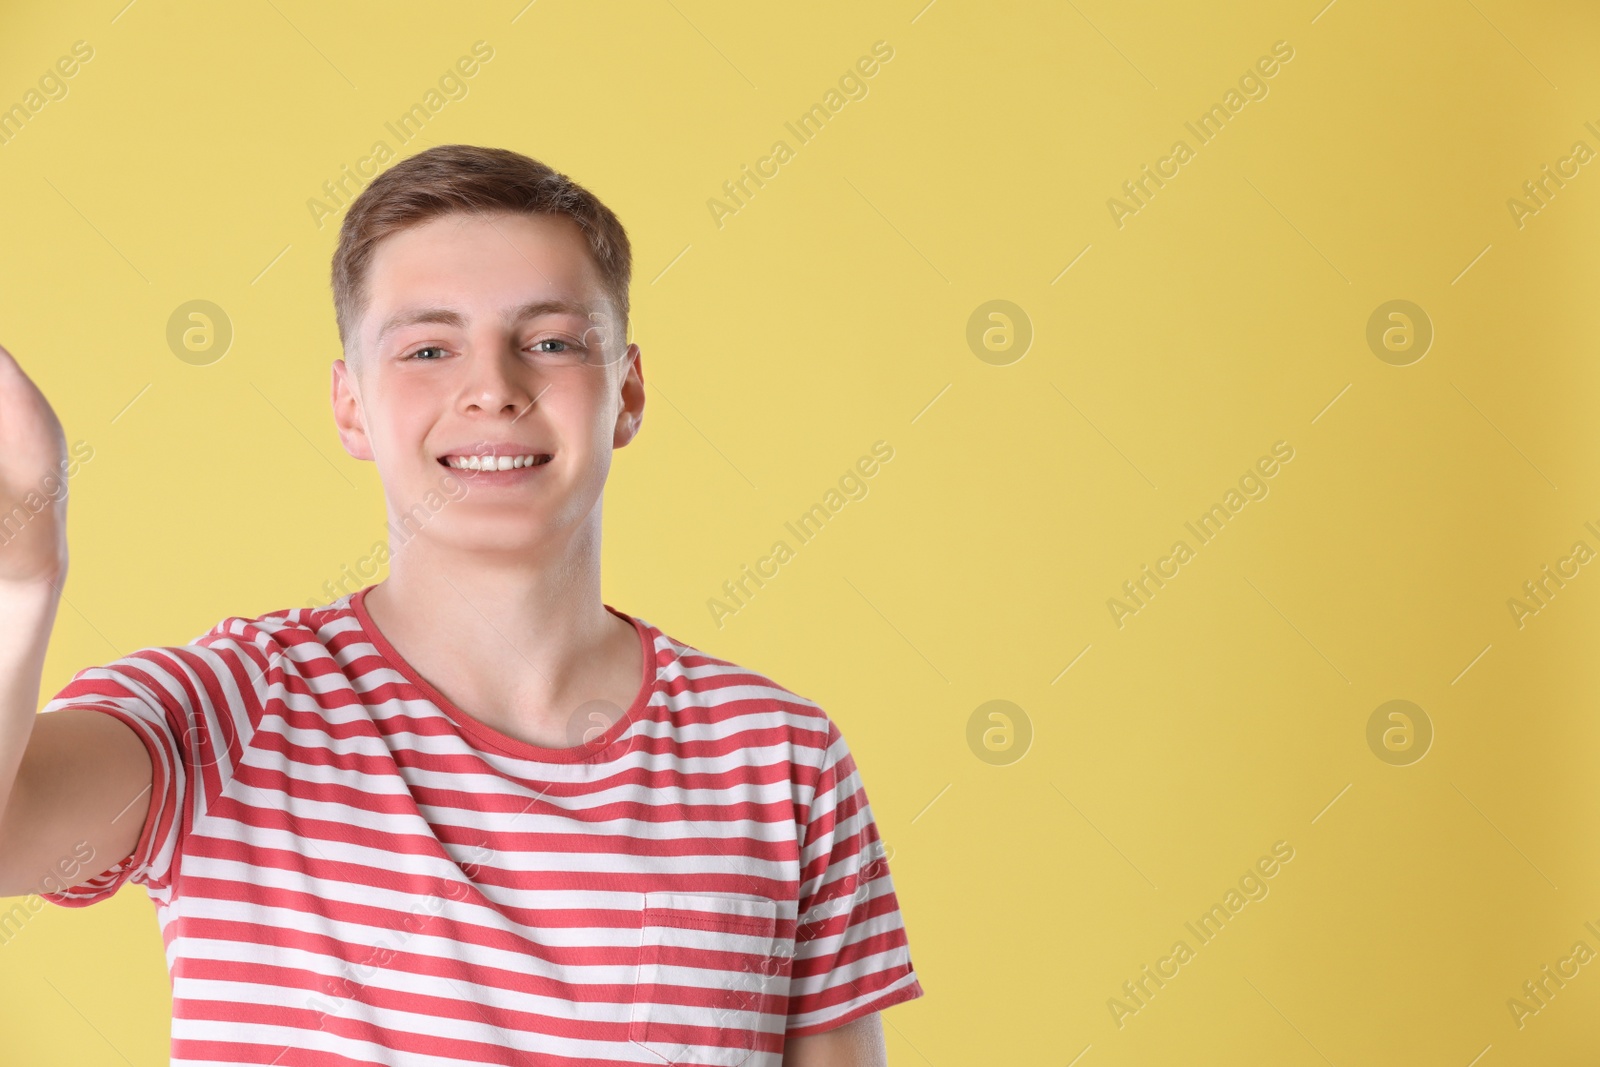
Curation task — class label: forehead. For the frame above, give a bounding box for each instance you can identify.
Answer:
[361,211,612,333]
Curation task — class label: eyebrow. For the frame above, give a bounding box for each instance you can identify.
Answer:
[374,298,600,348]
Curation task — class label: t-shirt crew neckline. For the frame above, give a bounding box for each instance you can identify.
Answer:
[350,584,655,764]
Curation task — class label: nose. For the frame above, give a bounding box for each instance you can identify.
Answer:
[457,346,535,417]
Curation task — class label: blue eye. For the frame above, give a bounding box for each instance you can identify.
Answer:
[408,346,446,361]
[531,338,589,361]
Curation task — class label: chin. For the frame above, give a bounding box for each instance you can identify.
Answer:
[440,511,576,554]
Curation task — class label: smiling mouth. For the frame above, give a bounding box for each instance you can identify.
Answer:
[439,454,553,471]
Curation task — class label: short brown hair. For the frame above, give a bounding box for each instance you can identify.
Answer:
[330,144,632,359]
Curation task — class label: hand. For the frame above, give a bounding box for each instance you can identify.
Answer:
[0,345,70,587]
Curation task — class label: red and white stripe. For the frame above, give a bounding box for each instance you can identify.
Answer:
[41,586,922,1066]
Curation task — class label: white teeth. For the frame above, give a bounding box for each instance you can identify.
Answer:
[444,454,545,470]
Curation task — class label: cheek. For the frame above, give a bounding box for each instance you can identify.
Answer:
[547,374,616,447]
[370,381,438,447]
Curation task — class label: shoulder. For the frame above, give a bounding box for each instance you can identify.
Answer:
[180,596,367,671]
[642,619,843,765]
[44,599,364,722]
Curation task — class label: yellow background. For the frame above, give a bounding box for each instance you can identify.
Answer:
[2,0,1599,1063]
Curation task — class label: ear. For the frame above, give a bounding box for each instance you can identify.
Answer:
[331,358,375,461]
[612,343,644,449]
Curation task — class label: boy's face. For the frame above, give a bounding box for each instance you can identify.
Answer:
[330,210,643,560]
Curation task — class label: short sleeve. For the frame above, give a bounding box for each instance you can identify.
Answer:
[786,718,923,1036]
[37,622,272,908]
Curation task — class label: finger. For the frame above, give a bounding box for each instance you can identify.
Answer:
[0,346,50,396]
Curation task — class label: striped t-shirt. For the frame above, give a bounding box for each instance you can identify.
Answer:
[41,586,922,1066]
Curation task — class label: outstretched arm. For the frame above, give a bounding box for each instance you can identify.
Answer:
[0,345,151,899]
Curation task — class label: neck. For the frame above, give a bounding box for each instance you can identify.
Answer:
[366,506,620,707]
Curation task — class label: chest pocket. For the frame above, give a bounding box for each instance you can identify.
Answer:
[630,892,782,1066]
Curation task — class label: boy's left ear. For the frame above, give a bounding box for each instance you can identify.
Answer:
[331,358,375,461]
[613,343,645,449]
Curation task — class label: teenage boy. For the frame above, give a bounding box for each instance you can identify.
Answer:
[0,144,921,1066]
